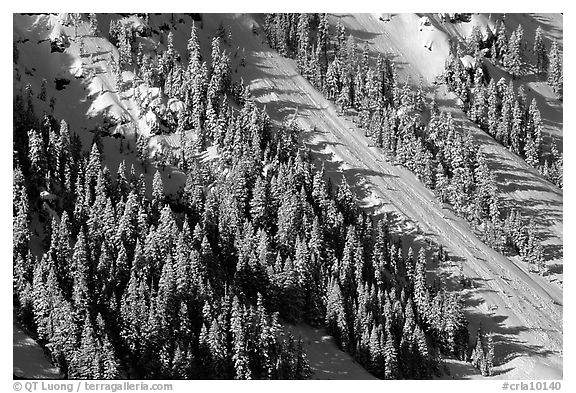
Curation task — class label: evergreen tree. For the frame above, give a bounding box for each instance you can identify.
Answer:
[470,326,485,370]
[296,14,310,74]
[505,26,523,78]
[533,26,548,74]
[413,248,429,320]
[384,326,399,379]
[547,39,563,99]
[325,279,349,350]
[231,297,252,379]
[69,316,101,378]
[487,80,499,137]
[151,169,165,220]
[485,332,495,376]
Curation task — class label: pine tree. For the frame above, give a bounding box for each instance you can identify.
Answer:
[466,26,483,56]
[231,296,252,379]
[48,294,78,373]
[504,26,522,78]
[28,128,47,186]
[318,13,329,70]
[470,326,485,370]
[368,323,384,377]
[296,14,310,74]
[413,248,429,320]
[250,175,270,229]
[533,26,548,74]
[120,266,149,356]
[330,16,344,53]
[495,20,508,63]
[71,230,91,321]
[528,98,543,162]
[485,332,495,376]
[384,326,399,379]
[101,333,120,379]
[413,325,430,378]
[547,39,563,99]
[487,80,499,137]
[187,22,201,63]
[510,99,523,155]
[69,316,101,378]
[151,169,165,220]
[497,93,512,147]
[325,279,349,350]
[13,187,30,262]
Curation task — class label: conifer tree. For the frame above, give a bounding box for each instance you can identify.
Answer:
[69,316,101,378]
[384,326,399,379]
[495,20,508,62]
[471,326,485,370]
[533,26,548,74]
[326,279,349,350]
[547,39,563,99]
[296,14,310,74]
[413,248,429,320]
[231,297,252,379]
[151,170,165,219]
[318,13,329,69]
[485,332,495,376]
[487,79,499,137]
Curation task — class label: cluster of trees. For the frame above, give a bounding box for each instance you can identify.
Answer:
[502,210,545,273]
[464,21,525,79]
[13,101,313,379]
[13,100,468,380]
[264,13,397,114]
[262,15,500,239]
[322,223,470,379]
[362,101,547,272]
[13,15,473,379]
[464,17,562,95]
[131,22,235,154]
[374,103,501,228]
[109,19,138,68]
[262,14,549,275]
[444,24,563,188]
[481,209,545,273]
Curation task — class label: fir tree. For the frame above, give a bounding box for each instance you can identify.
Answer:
[547,39,563,99]
[533,26,548,74]
[485,332,495,376]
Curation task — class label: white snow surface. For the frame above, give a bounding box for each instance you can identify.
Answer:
[285,324,377,380]
[13,315,61,379]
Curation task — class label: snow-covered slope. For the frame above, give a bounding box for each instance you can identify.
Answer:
[336,13,563,275]
[286,324,377,380]
[13,315,61,379]
[13,13,189,197]
[13,13,562,380]
[203,13,562,379]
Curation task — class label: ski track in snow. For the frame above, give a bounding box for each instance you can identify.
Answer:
[212,13,563,379]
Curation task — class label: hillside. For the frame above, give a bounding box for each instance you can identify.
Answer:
[211,12,562,379]
[13,13,562,381]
